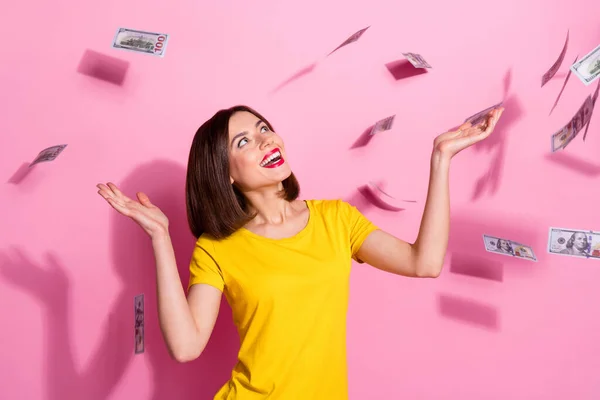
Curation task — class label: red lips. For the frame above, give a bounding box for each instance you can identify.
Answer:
[261,147,281,163]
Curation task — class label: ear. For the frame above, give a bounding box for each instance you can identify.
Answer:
[230,176,234,184]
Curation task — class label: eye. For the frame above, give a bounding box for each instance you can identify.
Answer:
[260,125,270,133]
[237,137,249,148]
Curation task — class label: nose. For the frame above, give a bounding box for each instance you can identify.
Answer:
[259,135,274,150]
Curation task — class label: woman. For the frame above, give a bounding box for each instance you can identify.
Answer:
[97,104,504,399]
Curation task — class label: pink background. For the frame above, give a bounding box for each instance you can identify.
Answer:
[1,0,600,398]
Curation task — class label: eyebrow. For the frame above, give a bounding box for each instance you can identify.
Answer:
[230,119,264,146]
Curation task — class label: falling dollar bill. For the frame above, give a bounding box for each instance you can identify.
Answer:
[464,102,503,126]
[112,27,169,58]
[550,54,578,115]
[328,26,370,56]
[357,181,416,212]
[547,227,600,259]
[29,144,67,167]
[551,95,594,152]
[570,44,600,86]
[582,80,600,141]
[482,234,537,262]
[134,294,145,354]
[541,30,569,88]
[369,115,395,136]
[402,52,432,69]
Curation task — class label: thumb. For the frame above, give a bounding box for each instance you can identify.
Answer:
[137,192,153,207]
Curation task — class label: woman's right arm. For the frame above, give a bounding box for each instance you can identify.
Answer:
[96,182,221,363]
[152,231,222,362]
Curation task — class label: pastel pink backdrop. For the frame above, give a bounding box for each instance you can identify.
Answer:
[1,0,600,398]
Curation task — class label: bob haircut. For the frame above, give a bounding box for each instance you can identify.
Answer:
[186,105,300,240]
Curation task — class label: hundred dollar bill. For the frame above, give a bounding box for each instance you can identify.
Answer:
[547,227,600,259]
[541,30,569,88]
[369,115,395,136]
[582,80,600,141]
[570,44,600,86]
[551,95,594,152]
[482,234,538,262]
[112,27,169,58]
[465,102,503,126]
[134,294,145,354]
[29,144,67,167]
[402,52,432,69]
[328,26,370,56]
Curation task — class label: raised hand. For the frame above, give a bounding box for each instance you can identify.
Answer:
[433,107,505,160]
[97,182,169,238]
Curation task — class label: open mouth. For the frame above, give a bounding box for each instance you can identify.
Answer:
[260,149,284,168]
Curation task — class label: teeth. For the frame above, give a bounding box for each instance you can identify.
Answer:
[260,151,281,167]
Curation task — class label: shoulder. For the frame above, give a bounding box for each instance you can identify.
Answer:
[307,198,346,212]
[307,199,356,219]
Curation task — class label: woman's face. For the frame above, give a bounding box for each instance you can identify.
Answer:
[227,111,292,191]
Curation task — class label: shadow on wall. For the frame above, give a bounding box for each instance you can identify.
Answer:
[471,69,524,202]
[435,209,541,332]
[77,49,129,86]
[0,159,239,400]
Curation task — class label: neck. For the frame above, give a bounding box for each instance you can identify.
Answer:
[243,184,294,225]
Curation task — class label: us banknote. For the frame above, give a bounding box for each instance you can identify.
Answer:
[30,144,67,167]
[112,27,169,58]
[571,44,600,86]
[328,26,370,56]
[369,115,395,136]
[402,52,432,69]
[134,294,145,354]
[542,30,569,87]
[551,95,594,152]
[482,234,538,262]
[465,102,503,126]
[547,227,600,259]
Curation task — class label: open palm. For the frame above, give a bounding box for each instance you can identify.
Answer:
[434,108,504,159]
[97,182,169,238]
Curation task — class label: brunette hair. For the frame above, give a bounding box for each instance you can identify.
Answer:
[186,105,300,239]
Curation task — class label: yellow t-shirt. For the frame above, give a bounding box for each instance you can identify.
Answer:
[188,199,378,399]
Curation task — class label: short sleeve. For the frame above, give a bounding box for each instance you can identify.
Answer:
[338,200,379,263]
[188,240,224,292]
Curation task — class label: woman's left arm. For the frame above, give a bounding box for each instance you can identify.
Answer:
[356,107,504,278]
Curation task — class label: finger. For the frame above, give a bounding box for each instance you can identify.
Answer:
[97,188,117,202]
[484,109,503,133]
[137,192,152,207]
[458,121,473,131]
[106,182,126,199]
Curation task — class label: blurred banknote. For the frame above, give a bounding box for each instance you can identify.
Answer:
[550,54,578,115]
[582,81,600,141]
[541,30,569,87]
[369,115,395,136]
[551,95,594,152]
[358,181,416,212]
[402,53,432,69]
[134,294,145,354]
[547,227,600,259]
[112,27,169,58]
[482,234,538,262]
[464,102,503,125]
[29,144,67,167]
[570,44,600,86]
[328,26,370,55]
